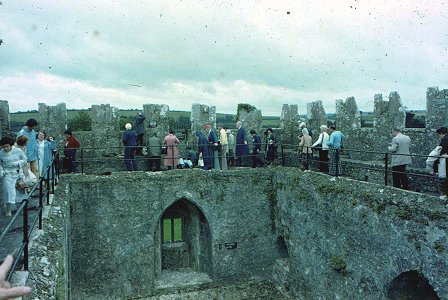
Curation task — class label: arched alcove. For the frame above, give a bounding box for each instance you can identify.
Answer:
[154,198,212,287]
[387,270,440,300]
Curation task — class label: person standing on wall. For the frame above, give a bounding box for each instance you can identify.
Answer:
[0,137,28,216]
[250,129,264,168]
[299,128,312,170]
[196,130,211,170]
[163,130,180,170]
[147,132,162,172]
[226,129,236,167]
[265,128,276,166]
[122,123,138,171]
[17,118,39,178]
[218,124,228,170]
[312,125,330,173]
[134,112,146,155]
[327,125,344,176]
[436,127,448,198]
[205,123,220,170]
[299,122,313,139]
[235,121,249,167]
[37,131,56,179]
[63,129,81,173]
[388,128,412,190]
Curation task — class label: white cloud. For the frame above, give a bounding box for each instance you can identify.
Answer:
[1,0,447,114]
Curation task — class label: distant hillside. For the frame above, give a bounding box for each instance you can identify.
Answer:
[10,109,426,133]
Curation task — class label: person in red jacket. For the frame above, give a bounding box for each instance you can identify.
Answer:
[63,129,81,173]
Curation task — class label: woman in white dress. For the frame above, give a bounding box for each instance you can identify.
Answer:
[0,137,28,216]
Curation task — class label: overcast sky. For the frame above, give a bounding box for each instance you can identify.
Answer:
[1,0,447,115]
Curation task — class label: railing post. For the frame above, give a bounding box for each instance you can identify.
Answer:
[22,199,29,271]
[281,144,285,166]
[56,151,60,181]
[81,148,84,174]
[39,180,43,230]
[171,145,174,169]
[384,153,389,186]
[445,157,448,197]
[51,160,55,194]
[335,149,339,177]
[46,175,50,205]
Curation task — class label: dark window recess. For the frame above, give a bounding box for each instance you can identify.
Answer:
[277,236,289,258]
[162,217,183,243]
[387,270,440,300]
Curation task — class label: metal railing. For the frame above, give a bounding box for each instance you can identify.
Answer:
[288,143,448,194]
[0,151,60,280]
[62,142,447,195]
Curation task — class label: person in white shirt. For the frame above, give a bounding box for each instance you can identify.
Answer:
[312,125,330,173]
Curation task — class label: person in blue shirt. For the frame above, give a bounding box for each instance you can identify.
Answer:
[196,131,211,170]
[36,131,57,179]
[250,130,264,168]
[205,124,220,170]
[17,118,39,178]
[235,121,249,166]
[122,123,138,171]
[327,125,344,176]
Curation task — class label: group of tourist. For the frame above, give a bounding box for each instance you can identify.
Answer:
[67,110,448,198]
[298,122,345,176]
[0,118,80,216]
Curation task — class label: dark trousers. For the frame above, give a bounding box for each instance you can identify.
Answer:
[124,147,138,171]
[252,150,264,168]
[318,149,329,172]
[392,164,409,190]
[136,134,144,155]
[148,156,161,171]
[301,153,312,170]
[228,150,235,166]
[62,157,77,173]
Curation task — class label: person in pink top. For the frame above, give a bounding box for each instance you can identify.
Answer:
[163,130,180,170]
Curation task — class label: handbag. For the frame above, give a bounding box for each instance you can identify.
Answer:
[198,153,204,167]
[161,146,167,155]
[16,169,38,191]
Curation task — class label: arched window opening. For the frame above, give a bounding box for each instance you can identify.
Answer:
[155,199,212,287]
[387,270,440,300]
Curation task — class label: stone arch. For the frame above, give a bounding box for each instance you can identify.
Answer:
[387,270,440,300]
[153,198,213,281]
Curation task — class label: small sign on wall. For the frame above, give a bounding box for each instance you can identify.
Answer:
[218,242,238,250]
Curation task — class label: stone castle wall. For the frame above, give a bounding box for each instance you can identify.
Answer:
[48,169,448,299]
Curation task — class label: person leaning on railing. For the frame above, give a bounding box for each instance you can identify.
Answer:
[327,125,344,176]
[311,125,330,173]
[63,129,80,174]
[0,137,28,216]
[437,127,448,197]
[388,128,411,190]
[298,128,312,170]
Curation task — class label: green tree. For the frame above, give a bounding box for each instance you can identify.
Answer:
[68,111,92,131]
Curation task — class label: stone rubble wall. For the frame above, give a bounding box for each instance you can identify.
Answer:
[280,104,300,148]
[0,100,10,137]
[143,104,170,144]
[273,170,448,299]
[307,100,328,136]
[38,102,67,148]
